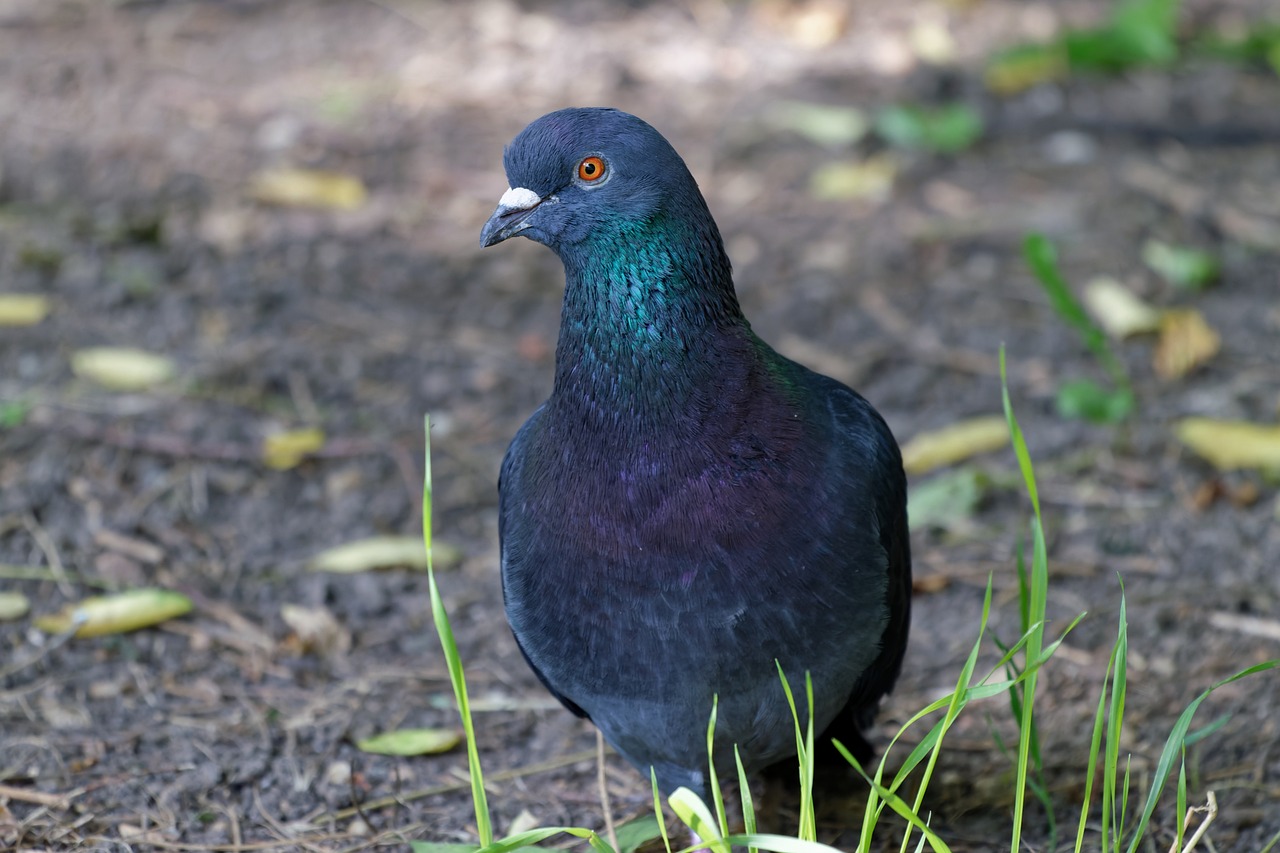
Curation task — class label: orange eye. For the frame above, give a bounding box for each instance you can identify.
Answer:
[577,156,606,182]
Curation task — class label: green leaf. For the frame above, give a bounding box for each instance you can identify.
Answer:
[615,814,664,853]
[874,103,983,153]
[0,400,31,429]
[1055,379,1135,423]
[1141,239,1220,290]
[907,467,988,532]
[765,101,869,147]
[356,727,461,756]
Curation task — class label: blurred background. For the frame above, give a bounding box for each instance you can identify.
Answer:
[1,0,1278,849]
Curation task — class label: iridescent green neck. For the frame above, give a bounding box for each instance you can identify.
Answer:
[551,215,744,422]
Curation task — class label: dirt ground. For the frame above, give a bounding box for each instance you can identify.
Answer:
[2,1,1279,850]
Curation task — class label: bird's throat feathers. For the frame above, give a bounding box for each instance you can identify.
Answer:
[552,212,746,425]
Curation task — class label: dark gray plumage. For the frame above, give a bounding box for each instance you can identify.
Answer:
[480,107,911,802]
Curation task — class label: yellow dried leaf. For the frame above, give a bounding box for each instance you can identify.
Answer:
[0,294,51,326]
[1154,309,1220,379]
[308,535,462,573]
[262,428,326,470]
[901,415,1009,475]
[71,347,176,390]
[1175,418,1280,471]
[34,588,192,637]
[1083,277,1161,339]
[356,727,461,756]
[248,168,367,211]
[809,156,897,202]
[0,591,31,621]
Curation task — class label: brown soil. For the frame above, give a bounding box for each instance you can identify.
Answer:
[2,1,1278,850]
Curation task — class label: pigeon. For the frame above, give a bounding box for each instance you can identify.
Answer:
[480,107,911,803]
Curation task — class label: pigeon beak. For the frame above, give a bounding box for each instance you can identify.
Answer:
[480,186,544,248]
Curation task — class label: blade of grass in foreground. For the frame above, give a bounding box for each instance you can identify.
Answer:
[1073,602,1120,852]
[424,415,493,848]
[1123,658,1280,853]
[651,770,674,853]
[734,746,758,853]
[704,697,731,843]
[1000,347,1049,853]
[776,666,817,842]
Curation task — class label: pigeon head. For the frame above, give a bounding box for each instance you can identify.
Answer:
[480,108,722,258]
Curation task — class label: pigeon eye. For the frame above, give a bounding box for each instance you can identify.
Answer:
[577,156,607,182]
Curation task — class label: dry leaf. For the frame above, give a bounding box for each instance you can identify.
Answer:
[506,809,541,837]
[0,591,31,621]
[71,347,176,390]
[1154,309,1220,379]
[1175,418,1280,471]
[1083,277,1161,338]
[35,588,193,637]
[280,603,351,656]
[0,294,51,326]
[809,156,897,202]
[308,535,462,573]
[262,428,326,470]
[248,168,367,210]
[356,727,461,756]
[901,415,1009,475]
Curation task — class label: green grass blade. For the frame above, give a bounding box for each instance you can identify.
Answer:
[1123,659,1280,853]
[1000,349,1040,520]
[1022,234,1127,387]
[897,577,993,853]
[840,751,954,853]
[652,769,673,853]
[999,351,1050,853]
[424,415,492,847]
[704,697,730,841]
[476,826,611,853]
[1073,635,1116,852]
[669,788,730,853]
[1174,750,1187,852]
[776,664,817,841]
[722,834,845,853]
[734,746,758,853]
[1103,593,1129,851]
